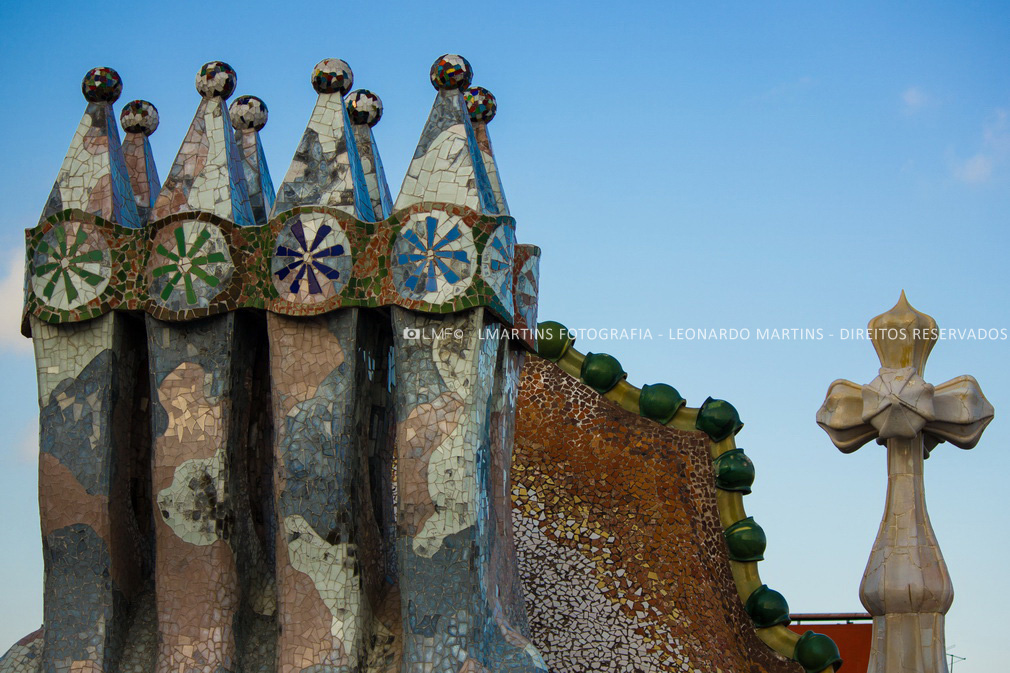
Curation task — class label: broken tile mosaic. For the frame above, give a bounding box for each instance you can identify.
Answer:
[4,55,836,673]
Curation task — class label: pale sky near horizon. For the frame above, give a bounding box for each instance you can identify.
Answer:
[1,1,1008,671]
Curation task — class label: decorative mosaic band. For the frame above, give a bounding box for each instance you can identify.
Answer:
[23,202,537,348]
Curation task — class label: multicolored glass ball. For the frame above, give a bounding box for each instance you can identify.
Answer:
[312,58,353,95]
[120,100,159,136]
[430,54,473,90]
[464,86,497,123]
[195,61,237,99]
[346,89,383,127]
[229,95,268,131]
[82,67,122,103]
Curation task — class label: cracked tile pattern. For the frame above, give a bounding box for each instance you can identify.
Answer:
[511,246,540,350]
[394,90,497,216]
[267,310,394,673]
[146,313,275,673]
[120,101,160,226]
[468,119,508,216]
[0,632,42,673]
[513,356,800,673]
[31,313,150,673]
[39,101,140,229]
[231,96,275,227]
[147,316,240,673]
[347,91,393,220]
[151,97,254,229]
[391,307,547,673]
[272,86,374,223]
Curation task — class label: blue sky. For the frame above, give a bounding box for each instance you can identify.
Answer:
[1,1,1008,670]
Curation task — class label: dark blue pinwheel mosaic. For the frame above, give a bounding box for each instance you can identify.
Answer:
[271,212,352,302]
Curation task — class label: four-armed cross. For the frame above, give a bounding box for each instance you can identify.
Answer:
[816,292,994,673]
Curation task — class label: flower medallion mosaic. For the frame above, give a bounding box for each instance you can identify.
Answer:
[148,219,234,310]
[1,54,844,673]
[392,211,475,303]
[271,210,351,303]
[31,220,112,312]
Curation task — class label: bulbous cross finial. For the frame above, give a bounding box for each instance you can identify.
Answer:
[868,290,938,374]
[817,292,994,452]
[815,294,995,673]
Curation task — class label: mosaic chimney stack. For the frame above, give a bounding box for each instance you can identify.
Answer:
[20,54,544,673]
[264,58,395,672]
[388,54,546,672]
[119,100,161,225]
[30,66,149,673]
[817,293,995,673]
[145,60,265,673]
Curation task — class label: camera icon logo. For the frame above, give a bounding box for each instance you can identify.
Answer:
[402,327,422,340]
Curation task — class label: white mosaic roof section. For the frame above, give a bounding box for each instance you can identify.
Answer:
[188,100,236,219]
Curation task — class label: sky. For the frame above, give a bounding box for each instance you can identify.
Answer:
[0,1,1007,670]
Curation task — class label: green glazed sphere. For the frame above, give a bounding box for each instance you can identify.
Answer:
[794,631,843,672]
[745,585,790,628]
[580,353,625,394]
[639,383,685,424]
[723,517,767,562]
[536,321,573,361]
[696,397,743,442]
[713,448,755,494]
